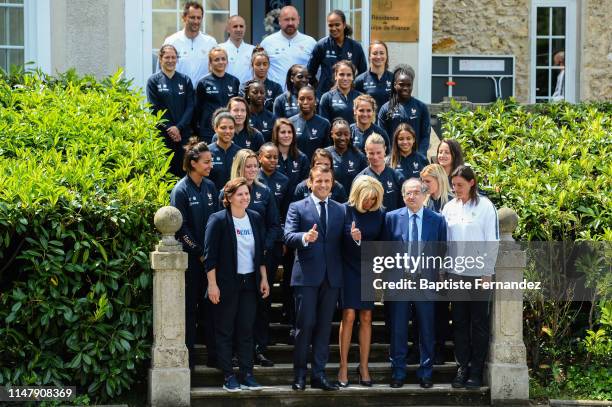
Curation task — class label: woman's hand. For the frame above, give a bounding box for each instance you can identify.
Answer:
[350,221,361,242]
[208,283,221,304]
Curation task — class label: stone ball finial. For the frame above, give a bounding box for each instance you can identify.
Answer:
[498,207,519,234]
[154,206,183,235]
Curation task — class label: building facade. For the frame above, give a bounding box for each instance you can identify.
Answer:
[2,0,609,103]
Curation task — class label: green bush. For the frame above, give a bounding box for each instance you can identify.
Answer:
[440,100,612,401]
[439,99,611,242]
[0,68,173,402]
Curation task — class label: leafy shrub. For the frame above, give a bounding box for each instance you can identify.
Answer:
[439,99,611,242]
[0,68,173,402]
[440,100,612,401]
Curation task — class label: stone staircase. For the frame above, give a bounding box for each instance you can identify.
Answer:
[190,283,490,406]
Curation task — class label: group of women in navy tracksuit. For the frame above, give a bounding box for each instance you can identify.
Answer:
[157,7,495,394]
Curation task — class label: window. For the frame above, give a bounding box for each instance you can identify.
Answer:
[531,0,576,103]
[152,0,232,72]
[327,0,363,42]
[0,0,24,72]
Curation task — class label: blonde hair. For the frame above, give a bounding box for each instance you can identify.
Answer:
[208,46,228,63]
[348,175,384,213]
[364,132,386,149]
[230,149,263,187]
[421,163,451,207]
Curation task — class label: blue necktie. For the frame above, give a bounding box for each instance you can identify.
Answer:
[410,214,419,257]
[319,201,327,235]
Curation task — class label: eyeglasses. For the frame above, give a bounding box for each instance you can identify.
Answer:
[403,191,421,197]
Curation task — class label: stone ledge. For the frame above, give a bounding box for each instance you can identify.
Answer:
[549,400,612,407]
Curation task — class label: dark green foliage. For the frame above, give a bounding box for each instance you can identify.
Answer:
[440,99,612,401]
[0,68,173,402]
[439,99,611,242]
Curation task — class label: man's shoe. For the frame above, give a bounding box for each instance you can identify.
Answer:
[256,352,274,367]
[311,376,339,391]
[419,377,434,388]
[292,377,306,391]
[390,377,404,388]
[240,373,263,391]
[223,375,241,392]
[451,367,469,388]
[465,374,483,389]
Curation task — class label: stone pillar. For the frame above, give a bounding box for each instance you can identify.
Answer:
[148,206,190,407]
[487,207,529,405]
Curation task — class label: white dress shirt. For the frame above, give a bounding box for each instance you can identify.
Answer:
[301,194,329,246]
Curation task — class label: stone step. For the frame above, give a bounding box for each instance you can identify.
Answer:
[193,343,456,365]
[191,362,459,387]
[191,383,489,407]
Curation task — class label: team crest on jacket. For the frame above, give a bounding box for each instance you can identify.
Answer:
[411,108,417,114]
[207,193,213,200]
[386,81,392,87]
[348,160,354,169]
[312,129,318,135]
[276,183,282,191]
[228,85,233,92]
[178,84,184,91]
[387,181,393,188]
[413,162,419,169]
[256,192,262,200]
[293,161,298,168]
[267,89,272,96]
[347,52,352,59]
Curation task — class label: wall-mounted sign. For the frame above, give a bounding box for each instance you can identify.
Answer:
[459,59,506,72]
[370,0,419,43]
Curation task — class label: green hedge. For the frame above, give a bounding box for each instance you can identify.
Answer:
[0,69,173,402]
[440,99,612,401]
[439,99,611,242]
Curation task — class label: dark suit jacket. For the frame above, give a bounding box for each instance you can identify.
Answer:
[383,206,447,283]
[204,208,266,296]
[284,196,346,288]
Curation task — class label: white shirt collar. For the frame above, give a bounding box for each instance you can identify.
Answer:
[281,30,300,41]
[311,194,329,206]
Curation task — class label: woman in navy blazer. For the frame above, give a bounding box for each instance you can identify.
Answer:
[338,175,385,387]
[204,177,270,392]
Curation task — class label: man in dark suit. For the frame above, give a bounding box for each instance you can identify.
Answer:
[284,166,346,391]
[383,178,447,389]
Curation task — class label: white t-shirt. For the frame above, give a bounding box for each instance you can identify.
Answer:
[220,40,255,85]
[233,215,255,275]
[260,31,316,89]
[163,30,218,86]
[442,196,499,276]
